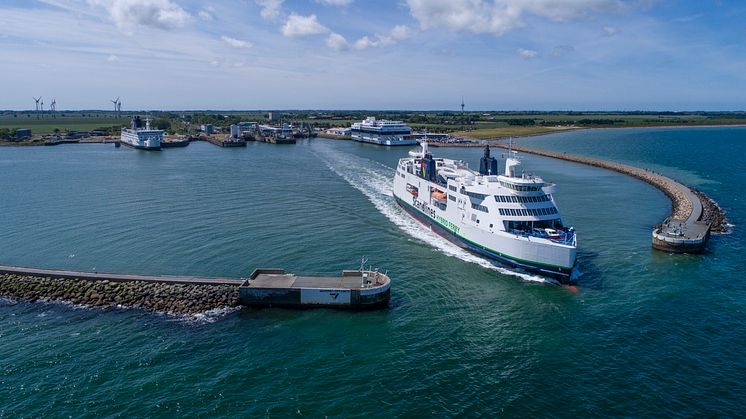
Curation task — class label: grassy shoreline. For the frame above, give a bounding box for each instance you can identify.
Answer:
[438,123,746,148]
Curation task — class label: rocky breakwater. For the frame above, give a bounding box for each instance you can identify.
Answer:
[496,144,728,252]
[0,274,240,316]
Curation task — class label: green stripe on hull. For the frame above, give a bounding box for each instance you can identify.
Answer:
[395,195,574,271]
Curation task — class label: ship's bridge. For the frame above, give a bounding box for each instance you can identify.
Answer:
[496,175,545,192]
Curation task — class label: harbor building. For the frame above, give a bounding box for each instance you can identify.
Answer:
[201,124,214,135]
[15,129,31,140]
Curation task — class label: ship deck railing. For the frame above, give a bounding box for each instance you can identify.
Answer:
[509,229,576,245]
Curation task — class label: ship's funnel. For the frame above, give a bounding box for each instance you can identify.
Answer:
[479,145,498,175]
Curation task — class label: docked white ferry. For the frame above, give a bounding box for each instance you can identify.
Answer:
[351,117,416,146]
[120,116,162,150]
[393,143,577,281]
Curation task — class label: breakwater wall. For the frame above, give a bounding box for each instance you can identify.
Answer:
[0,266,241,316]
[496,144,728,252]
[498,144,697,219]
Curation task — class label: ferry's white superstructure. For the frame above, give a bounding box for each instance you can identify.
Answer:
[120,116,162,150]
[393,143,577,280]
[351,117,416,146]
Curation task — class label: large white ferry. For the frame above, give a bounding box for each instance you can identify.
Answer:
[120,116,162,150]
[351,117,416,146]
[393,143,577,281]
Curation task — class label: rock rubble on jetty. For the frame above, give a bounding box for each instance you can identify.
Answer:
[0,274,240,315]
[692,189,729,233]
[498,144,727,231]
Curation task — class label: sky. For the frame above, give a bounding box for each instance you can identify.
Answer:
[1,0,745,111]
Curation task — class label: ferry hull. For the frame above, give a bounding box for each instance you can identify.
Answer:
[352,135,418,146]
[120,141,161,151]
[394,195,574,281]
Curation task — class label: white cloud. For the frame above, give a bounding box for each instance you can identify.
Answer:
[316,0,353,5]
[326,32,349,51]
[281,14,328,37]
[198,9,213,21]
[352,25,413,50]
[390,25,412,41]
[107,54,120,62]
[88,0,192,30]
[256,0,283,21]
[517,48,539,59]
[603,25,620,36]
[221,35,252,49]
[406,0,621,36]
[353,36,377,50]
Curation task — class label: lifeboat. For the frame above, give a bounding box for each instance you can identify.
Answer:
[431,189,447,202]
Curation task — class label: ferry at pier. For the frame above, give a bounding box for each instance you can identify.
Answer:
[393,143,577,281]
[351,117,416,146]
[120,116,162,150]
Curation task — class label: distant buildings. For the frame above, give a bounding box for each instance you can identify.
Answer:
[200,124,214,135]
[325,127,351,136]
[15,129,31,140]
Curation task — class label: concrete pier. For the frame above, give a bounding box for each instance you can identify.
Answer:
[0,265,391,313]
[203,137,247,147]
[496,144,718,253]
[239,269,391,309]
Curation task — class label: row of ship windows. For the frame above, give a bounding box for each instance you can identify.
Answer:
[455,188,548,203]
[495,195,550,203]
[471,203,489,213]
[465,191,488,200]
[499,207,558,217]
[499,181,543,192]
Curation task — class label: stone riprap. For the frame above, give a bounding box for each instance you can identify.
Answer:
[496,144,727,231]
[0,274,240,315]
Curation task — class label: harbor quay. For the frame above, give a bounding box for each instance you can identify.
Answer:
[496,144,726,253]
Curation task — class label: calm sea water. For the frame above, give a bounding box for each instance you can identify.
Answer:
[1,129,744,416]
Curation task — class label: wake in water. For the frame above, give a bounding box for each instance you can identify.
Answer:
[312,144,552,284]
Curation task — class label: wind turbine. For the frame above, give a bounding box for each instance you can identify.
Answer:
[33,97,42,119]
[50,99,57,117]
[111,97,120,117]
[116,100,121,117]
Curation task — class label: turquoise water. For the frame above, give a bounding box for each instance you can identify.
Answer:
[1,131,744,416]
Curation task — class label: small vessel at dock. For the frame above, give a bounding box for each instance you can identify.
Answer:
[239,268,391,309]
[120,115,162,150]
[351,117,417,146]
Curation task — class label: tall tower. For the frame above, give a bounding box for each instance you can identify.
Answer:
[461,96,465,114]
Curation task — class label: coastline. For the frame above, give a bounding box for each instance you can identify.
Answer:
[2,123,745,148]
[434,123,746,148]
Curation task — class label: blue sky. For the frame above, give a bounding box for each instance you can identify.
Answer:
[1,0,745,110]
